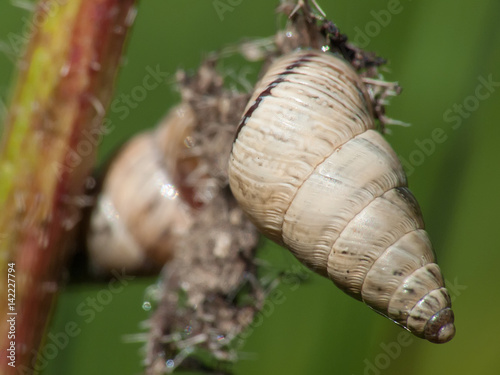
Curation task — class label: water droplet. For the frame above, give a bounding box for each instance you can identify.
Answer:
[113,25,125,35]
[42,281,58,293]
[184,136,194,148]
[125,7,138,26]
[39,231,49,249]
[142,301,152,311]
[85,176,96,190]
[60,62,70,77]
[90,61,101,72]
[217,334,225,341]
[166,359,175,368]
[286,31,293,38]
[14,192,26,213]
[184,326,192,335]
[321,45,330,52]
[88,95,105,117]
[160,183,179,199]
[101,196,120,222]
[152,170,179,200]
[176,107,186,117]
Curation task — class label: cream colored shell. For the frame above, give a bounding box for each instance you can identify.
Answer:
[87,104,197,274]
[228,50,455,343]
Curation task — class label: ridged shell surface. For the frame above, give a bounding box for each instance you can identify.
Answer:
[228,50,455,343]
[87,104,196,274]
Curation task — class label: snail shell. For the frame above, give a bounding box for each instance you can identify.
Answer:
[228,49,455,343]
[87,104,199,275]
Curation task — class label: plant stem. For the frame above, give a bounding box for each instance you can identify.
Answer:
[0,0,138,372]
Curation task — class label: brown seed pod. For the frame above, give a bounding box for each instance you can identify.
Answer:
[228,49,455,343]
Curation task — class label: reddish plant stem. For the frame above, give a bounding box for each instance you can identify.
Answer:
[0,1,138,373]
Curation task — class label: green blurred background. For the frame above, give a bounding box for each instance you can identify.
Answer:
[1,0,499,374]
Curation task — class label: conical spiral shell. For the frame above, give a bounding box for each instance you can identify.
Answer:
[228,49,455,343]
[87,104,198,274]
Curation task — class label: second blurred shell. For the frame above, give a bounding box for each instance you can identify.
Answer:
[87,104,200,275]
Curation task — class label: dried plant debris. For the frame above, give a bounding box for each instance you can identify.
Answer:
[146,191,263,374]
[275,0,403,131]
[276,0,385,70]
[144,61,263,374]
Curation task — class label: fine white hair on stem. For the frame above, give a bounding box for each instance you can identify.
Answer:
[11,0,36,11]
